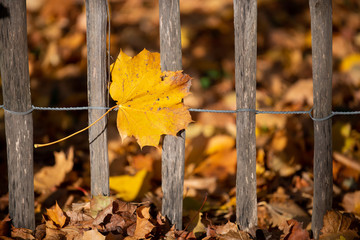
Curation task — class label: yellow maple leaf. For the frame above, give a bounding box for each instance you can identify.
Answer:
[110,49,192,148]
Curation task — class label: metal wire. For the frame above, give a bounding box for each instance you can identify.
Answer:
[1,104,359,122]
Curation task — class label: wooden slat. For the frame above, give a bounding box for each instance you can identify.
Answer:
[159,0,184,230]
[85,0,110,196]
[309,0,333,239]
[0,0,35,229]
[233,0,258,230]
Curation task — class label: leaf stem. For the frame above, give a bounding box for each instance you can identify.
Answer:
[34,105,118,148]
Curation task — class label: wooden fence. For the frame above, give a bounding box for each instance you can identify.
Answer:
[0,0,332,239]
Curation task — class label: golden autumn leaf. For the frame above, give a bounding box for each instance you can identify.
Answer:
[46,202,67,228]
[109,169,151,202]
[110,49,192,148]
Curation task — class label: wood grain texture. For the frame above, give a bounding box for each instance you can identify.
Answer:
[159,0,184,229]
[309,0,333,239]
[0,0,35,229]
[85,0,110,196]
[233,0,257,230]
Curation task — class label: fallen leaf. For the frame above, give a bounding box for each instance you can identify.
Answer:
[11,227,35,240]
[109,169,151,201]
[44,227,66,240]
[92,198,117,225]
[34,147,74,193]
[90,195,116,219]
[320,210,360,240]
[110,49,192,148]
[81,229,106,240]
[281,219,310,240]
[213,222,250,240]
[34,224,46,240]
[186,212,206,238]
[61,225,84,239]
[134,206,155,239]
[258,199,309,230]
[46,202,67,228]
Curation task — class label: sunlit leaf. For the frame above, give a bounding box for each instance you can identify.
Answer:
[110,49,192,148]
[109,169,150,201]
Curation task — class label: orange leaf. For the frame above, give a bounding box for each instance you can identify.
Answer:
[46,202,67,228]
[110,49,192,148]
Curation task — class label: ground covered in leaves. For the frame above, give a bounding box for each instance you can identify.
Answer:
[1,0,360,239]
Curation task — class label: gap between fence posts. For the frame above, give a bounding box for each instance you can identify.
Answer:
[0,0,35,230]
[159,0,185,230]
[309,0,333,239]
[85,0,110,196]
[233,0,258,231]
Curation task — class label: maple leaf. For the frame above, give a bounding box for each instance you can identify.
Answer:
[110,49,192,148]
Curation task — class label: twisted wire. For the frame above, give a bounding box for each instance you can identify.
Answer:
[0,104,359,122]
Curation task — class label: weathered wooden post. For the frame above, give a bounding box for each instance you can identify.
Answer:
[159,0,184,229]
[309,0,333,238]
[233,0,258,230]
[85,0,110,196]
[0,0,35,229]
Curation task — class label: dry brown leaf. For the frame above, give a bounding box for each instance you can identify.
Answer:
[281,219,310,240]
[258,200,309,230]
[320,210,360,240]
[98,200,137,234]
[214,222,238,235]
[44,227,66,240]
[34,147,74,193]
[11,227,35,240]
[213,222,250,240]
[65,209,93,224]
[60,225,83,239]
[102,214,126,232]
[46,202,67,228]
[165,227,197,240]
[81,229,106,240]
[90,196,116,219]
[134,206,155,239]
